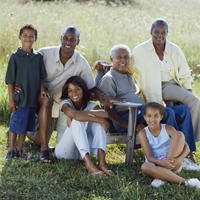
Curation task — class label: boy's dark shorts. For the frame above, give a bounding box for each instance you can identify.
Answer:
[9,107,36,134]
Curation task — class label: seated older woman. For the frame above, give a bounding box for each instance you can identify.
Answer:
[126,18,200,163]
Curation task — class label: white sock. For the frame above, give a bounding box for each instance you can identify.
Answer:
[151,179,166,187]
[185,178,200,189]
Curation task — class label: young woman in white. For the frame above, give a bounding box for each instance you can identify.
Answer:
[138,102,200,188]
[54,76,115,177]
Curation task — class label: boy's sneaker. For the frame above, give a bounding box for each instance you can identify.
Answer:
[185,178,200,189]
[5,151,15,161]
[151,179,166,187]
[16,149,32,159]
[182,158,200,171]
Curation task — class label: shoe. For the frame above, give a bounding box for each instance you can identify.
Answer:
[16,149,32,159]
[151,179,166,187]
[185,178,200,189]
[6,151,15,161]
[182,158,200,171]
[40,149,53,163]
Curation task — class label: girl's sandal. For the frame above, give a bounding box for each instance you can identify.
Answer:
[90,171,106,177]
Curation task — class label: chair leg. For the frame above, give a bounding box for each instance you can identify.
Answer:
[125,107,138,164]
[126,136,136,164]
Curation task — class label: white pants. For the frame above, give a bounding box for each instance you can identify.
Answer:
[54,120,106,160]
[162,82,200,142]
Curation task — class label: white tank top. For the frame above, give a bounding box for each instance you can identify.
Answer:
[145,124,170,158]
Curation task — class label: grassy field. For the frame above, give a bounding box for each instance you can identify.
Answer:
[1,0,200,199]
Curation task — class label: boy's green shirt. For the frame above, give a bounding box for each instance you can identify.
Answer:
[5,47,47,107]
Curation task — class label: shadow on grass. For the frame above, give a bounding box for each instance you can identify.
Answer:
[1,132,200,199]
[0,137,147,199]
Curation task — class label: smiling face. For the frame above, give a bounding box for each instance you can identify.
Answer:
[110,48,130,74]
[19,28,37,50]
[143,107,163,128]
[151,24,168,45]
[60,29,80,56]
[67,83,83,105]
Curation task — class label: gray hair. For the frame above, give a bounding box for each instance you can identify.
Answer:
[151,18,168,32]
[110,44,131,58]
[62,26,80,39]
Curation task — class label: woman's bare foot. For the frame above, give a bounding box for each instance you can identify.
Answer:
[83,153,106,177]
[97,149,116,177]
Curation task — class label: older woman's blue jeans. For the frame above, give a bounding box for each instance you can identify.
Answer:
[113,105,196,152]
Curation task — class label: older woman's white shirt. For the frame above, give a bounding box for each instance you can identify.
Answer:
[128,38,192,104]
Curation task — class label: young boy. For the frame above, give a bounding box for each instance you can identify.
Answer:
[5,23,50,160]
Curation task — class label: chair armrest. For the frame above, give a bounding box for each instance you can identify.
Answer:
[113,102,143,108]
[113,102,142,137]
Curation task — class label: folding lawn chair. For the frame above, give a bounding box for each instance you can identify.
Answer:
[95,69,142,164]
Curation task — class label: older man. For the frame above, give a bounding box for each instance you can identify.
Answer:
[16,26,118,163]
[97,44,198,170]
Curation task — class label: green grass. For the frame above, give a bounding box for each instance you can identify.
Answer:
[1,0,200,199]
[1,127,200,199]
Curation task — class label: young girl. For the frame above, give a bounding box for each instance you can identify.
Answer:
[138,102,200,188]
[54,76,115,177]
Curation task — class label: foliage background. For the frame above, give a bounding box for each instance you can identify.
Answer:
[0,0,200,199]
[1,0,200,122]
